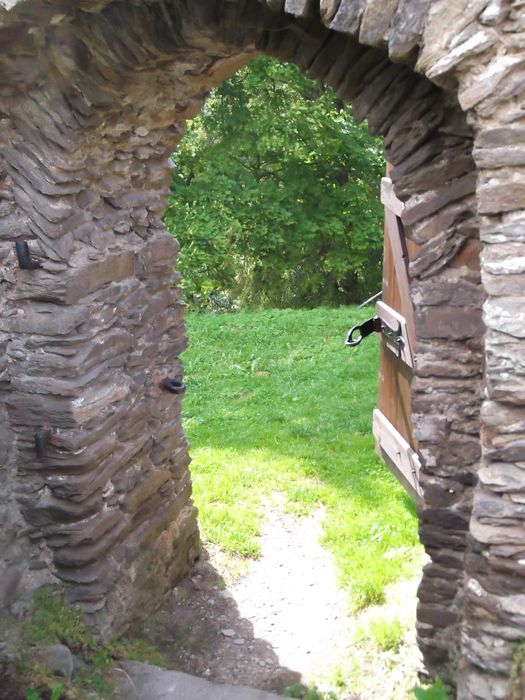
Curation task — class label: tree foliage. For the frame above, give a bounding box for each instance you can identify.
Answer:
[165,56,385,309]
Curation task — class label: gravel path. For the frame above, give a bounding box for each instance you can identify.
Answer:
[230,503,352,682]
[136,499,422,698]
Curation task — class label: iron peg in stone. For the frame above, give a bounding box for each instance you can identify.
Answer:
[161,378,186,395]
[15,241,42,270]
[34,430,52,459]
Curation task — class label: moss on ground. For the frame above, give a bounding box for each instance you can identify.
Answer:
[3,587,165,700]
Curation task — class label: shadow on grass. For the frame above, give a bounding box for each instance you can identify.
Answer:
[186,403,411,512]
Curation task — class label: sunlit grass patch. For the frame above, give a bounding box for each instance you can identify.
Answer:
[183,307,422,608]
[355,616,405,653]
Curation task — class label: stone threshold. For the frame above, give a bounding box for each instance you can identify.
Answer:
[118,661,287,700]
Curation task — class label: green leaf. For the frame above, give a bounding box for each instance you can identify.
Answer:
[50,684,65,700]
[25,690,41,700]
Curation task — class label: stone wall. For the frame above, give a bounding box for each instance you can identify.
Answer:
[0,1,523,697]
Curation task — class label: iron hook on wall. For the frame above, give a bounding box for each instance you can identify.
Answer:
[15,241,42,270]
[35,430,52,459]
[161,377,186,395]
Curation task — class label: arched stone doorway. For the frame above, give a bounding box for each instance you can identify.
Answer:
[0,2,522,697]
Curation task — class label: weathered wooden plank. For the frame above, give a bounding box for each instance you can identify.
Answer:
[377,170,418,455]
[384,208,416,348]
[381,176,405,217]
[377,208,415,448]
[373,409,422,502]
[376,300,414,368]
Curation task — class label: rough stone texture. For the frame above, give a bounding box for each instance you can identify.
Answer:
[39,644,75,684]
[0,1,522,698]
[120,661,287,700]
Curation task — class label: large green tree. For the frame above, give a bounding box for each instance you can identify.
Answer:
[165,56,385,309]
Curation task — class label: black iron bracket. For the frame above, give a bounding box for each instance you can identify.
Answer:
[161,378,186,395]
[35,430,51,459]
[16,241,42,270]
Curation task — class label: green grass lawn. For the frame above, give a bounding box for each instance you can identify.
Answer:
[182,307,421,611]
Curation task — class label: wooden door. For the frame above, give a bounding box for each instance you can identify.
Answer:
[373,177,423,503]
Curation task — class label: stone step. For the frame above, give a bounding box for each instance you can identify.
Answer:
[117,661,287,700]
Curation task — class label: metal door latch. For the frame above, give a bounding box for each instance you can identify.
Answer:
[345,316,381,346]
[381,318,405,358]
[346,315,405,358]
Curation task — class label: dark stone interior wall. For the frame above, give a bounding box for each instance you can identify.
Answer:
[0,0,497,691]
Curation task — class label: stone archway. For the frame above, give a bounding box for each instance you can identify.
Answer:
[0,2,523,697]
